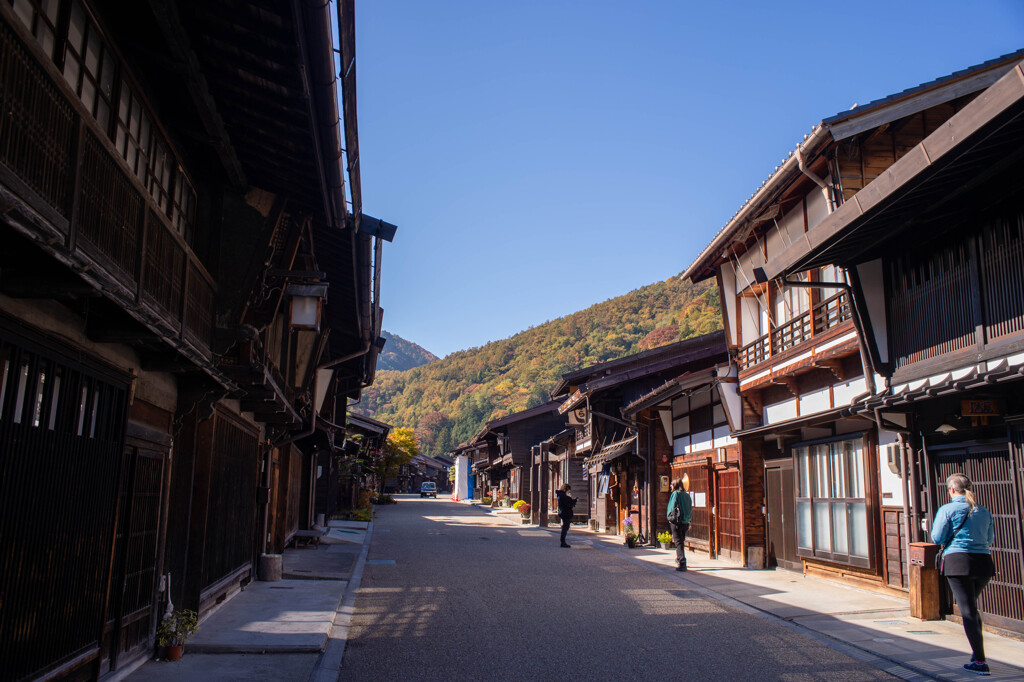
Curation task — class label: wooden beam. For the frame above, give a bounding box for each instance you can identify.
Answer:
[815,359,846,382]
[0,270,101,298]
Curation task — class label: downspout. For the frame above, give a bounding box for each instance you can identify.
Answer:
[897,433,914,572]
[796,144,835,213]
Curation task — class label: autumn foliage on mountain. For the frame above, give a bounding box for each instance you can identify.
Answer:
[356,276,721,456]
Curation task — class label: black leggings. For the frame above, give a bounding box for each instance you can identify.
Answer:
[670,522,689,567]
[946,575,991,661]
[560,515,571,544]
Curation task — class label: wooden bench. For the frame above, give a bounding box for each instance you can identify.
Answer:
[291,529,326,548]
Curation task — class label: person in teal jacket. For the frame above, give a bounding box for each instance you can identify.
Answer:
[930,473,995,676]
[667,479,693,571]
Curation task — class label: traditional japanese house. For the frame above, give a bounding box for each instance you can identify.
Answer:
[538,428,588,526]
[467,440,494,500]
[551,336,728,542]
[683,50,1024,591]
[323,412,390,515]
[759,55,1024,634]
[621,332,735,560]
[0,1,389,678]
[472,401,563,505]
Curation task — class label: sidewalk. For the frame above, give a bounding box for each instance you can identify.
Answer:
[122,520,371,682]
[472,501,1024,681]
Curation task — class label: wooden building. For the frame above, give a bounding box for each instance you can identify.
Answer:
[683,51,1024,591]
[0,0,390,678]
[621,333,737,560]
[472,401,564,506]
[539,428,588,525]
[551,336,728,542]
[760,55,1024,634]
[322,412,390,516]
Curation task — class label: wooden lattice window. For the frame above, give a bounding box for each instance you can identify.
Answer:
[147,135,171,215]
[8,0,59,59]
[795,434,871,568]
[172,166,198,244]
[114,81,151,183]
[62,0,115,133]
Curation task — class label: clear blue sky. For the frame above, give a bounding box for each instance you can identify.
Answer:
[354,1,1023,358]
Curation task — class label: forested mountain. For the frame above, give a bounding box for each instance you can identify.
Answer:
[377,331,440,371]
[356,276,721,456]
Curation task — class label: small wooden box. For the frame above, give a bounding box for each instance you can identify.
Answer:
[908,542,939,567]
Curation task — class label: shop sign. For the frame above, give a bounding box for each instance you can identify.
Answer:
[961,399,999,417]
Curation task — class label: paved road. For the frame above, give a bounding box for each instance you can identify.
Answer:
[339,497,897,681]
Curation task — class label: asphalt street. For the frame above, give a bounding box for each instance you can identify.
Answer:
[338,497,898,681]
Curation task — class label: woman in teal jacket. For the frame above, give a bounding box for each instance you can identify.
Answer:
[667,479,693,571]
[930,473,995,675]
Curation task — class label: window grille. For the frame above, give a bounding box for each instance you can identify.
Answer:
[794,435,871,568]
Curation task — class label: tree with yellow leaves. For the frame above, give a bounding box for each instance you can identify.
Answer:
[371,427,420,494]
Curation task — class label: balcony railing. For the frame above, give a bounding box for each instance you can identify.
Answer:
[738,291,852,372]
[0,18,214,360]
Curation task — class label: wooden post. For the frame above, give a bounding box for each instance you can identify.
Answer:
[909,565,941,620]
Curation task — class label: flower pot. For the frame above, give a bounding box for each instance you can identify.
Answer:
[166,645,184,661]
[625,536,636,548]
[661,541,672,550]
[520,517,530,524]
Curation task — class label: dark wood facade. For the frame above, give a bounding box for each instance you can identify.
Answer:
[0,0,387,677]
[554,334,728,542]
[473,402,564,506]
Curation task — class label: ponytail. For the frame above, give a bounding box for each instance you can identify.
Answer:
[946,473,977,512]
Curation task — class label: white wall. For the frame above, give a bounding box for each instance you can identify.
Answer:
[806,182,831,229]
[452,455,470,501]
[764,397,798,423]
[877,430,904,507]
[721,263,738,346]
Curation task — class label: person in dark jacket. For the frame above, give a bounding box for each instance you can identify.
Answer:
[931,473,995,676]
[667,479,693,571]
[556,484,577,548]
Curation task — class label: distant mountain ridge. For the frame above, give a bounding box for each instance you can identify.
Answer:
[377,331,440,371]
[357,275,721,456]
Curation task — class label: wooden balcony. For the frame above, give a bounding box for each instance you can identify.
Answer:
[738,291,852,372]
[0,17,216,367]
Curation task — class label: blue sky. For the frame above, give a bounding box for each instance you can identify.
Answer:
[354,1,1023,358]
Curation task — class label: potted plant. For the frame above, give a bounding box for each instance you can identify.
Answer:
[623,516,638,548]
[156,609,199,661]
[513,499,531,523]
[657,531,673,550]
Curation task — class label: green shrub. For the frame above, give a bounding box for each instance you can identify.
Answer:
[482,496,492,505]
[372,493,397,505]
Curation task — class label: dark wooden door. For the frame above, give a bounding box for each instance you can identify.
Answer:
[932,440,1024,632]
[0,320,128,681]
[766,463,799,570]
[103,422,170,673]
